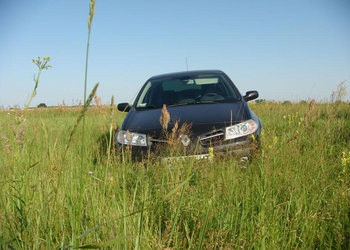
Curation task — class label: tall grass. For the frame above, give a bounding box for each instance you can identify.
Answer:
[0,101,349,249]
[67,0,97,247]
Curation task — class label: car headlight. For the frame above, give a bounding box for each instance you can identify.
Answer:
[117,130,147,146]
[225,119,258,140]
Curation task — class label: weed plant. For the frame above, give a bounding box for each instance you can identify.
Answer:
[25,56,51,109]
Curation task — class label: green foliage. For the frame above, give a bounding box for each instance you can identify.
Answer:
[0,102,349,249]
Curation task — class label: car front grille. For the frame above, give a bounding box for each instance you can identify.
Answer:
[199,130,225,147]
[149,129,249,150]
[149,137,167,146]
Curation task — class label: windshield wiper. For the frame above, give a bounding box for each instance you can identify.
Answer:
[136,105,162,109]
[196,100,215,104]
[138,100,217,109]
[168,102,193,107]
[168,100,215,107]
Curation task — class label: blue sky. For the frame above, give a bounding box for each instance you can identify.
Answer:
[0,0,349,108]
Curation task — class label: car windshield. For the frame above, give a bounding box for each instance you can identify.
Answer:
[136,74,239,108]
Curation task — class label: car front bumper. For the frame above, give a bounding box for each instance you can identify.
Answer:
[117,135,258,161]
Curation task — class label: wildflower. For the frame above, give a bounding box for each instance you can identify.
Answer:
[251,134,256,141]
[341,151,350,168]
[339,151,350,183]
[273,136,278,146]
[298,117,303,126]
[209,147,214,159]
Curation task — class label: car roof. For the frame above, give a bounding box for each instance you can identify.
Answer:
[148,70,225,81]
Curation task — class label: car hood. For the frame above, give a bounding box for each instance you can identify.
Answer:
[121,102,251,137]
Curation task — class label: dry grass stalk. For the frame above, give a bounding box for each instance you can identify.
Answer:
[65,83,99,154]
[1,134,12,152]
[166,120,192,155]
[160,104,170,133]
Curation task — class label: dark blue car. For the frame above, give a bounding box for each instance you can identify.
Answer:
[116,70,262,160]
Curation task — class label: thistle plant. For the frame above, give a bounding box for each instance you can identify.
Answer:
[26,56,51,109]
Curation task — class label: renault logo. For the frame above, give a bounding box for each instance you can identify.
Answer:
[180,135,190,146]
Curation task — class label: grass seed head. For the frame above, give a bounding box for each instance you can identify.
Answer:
[88,0,96,30]
[160,104,170,133]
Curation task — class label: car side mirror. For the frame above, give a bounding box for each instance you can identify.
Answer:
[117,102,131,112]
[243,91,259,102]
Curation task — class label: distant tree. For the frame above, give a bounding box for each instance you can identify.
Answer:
[255,99,266,104]
[38,103,47,108]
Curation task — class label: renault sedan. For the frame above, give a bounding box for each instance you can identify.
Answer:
[116,70,262,160]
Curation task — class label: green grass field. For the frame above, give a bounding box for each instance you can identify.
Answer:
[0,101,349,249]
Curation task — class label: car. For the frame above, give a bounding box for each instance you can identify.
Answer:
[115,70,262,161]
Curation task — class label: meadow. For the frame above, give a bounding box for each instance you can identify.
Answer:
[0,101,349,249]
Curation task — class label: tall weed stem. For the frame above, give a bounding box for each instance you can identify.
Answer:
[26,56,51,109]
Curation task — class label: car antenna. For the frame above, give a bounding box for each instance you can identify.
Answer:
[186,57,189,71]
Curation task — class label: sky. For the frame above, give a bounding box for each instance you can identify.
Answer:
[0,0,349,108]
